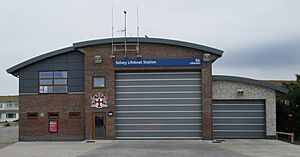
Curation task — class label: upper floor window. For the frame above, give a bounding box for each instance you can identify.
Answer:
[39,71,67,94]
[7,103,13,108]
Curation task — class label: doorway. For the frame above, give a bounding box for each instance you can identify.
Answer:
[93,112,106,139]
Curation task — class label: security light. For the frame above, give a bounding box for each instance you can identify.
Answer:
[237,89,244,96]
[94,55,102,63]
[203,53,211,62]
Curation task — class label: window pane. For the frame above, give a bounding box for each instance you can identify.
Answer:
[39,72,53,78]
[93,77,105,87]
[7,104,12,108]
[39,86,43,93]
[54,79,67,85]
[6,113,16,118]
[39,86,53,93]
[54,71,67,78]
[40,79,53,85]
[54,86,67,93]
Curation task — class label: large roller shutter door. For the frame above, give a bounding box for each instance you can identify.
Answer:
[115,71,202,140]
[213,100,266,139]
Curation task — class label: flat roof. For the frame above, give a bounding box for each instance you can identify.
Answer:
[6,37,223,75]
[0,95,19,102]
[213,75,289,94]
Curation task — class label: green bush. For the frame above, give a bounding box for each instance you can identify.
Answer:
[277,74,300,138]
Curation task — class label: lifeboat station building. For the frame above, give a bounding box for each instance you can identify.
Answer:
[6,37,288,141]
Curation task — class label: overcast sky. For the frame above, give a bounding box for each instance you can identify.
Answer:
[0,0,299,95]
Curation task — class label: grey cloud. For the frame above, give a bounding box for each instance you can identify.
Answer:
[213,37,300,80]
[215,37,300,69]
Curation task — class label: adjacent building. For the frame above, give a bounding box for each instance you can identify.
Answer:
[0,96,19,122]
[6,37,288,141]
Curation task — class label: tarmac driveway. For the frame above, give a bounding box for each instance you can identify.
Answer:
[0,126,18,149]
[0,139,300,157]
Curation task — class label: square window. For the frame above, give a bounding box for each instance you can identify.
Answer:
[93,77,105,88]
[7,104,13,108]
[39,71,68,94]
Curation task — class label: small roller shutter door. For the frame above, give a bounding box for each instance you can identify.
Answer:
[213,100,266,139]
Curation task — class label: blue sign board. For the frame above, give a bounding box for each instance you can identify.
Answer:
[114,58,202,67]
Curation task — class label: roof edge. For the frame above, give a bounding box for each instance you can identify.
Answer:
[73,37,224,56]
[6,46,75,75]
[6,37,223,75]
[212,75,289,94]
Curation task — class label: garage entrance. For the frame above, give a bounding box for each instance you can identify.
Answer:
[115,71,202,139]
[212,100,266,139]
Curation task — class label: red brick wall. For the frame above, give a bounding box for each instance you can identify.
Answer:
[79,43,215,140]
[19,94,85,141]
[201,63,212,139]
[19,42,216,140]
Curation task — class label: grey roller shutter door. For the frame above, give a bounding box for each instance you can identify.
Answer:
[213,100,266,139]
[115,71,202,139]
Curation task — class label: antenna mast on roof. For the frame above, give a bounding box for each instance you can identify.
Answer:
[124,10,127,56]
[110,8,140,59]
[110,6,115,59]
[136,5,142,58]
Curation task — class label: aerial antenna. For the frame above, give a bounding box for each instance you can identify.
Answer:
[137,5,140,39]
[110,6,116,59]
[124,10,127,56]
[136,5,141,57]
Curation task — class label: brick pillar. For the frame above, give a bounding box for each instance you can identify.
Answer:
[79,46,116,140]
[201,62,213,140]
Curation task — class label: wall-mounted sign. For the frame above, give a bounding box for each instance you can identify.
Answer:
[48,120,58,133]
[114,58,201,67]
[90,92,108,109]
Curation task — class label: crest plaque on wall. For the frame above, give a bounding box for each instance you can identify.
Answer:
[90,92,108,108]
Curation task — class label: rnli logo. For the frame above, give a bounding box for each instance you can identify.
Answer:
[90,92,108,108]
